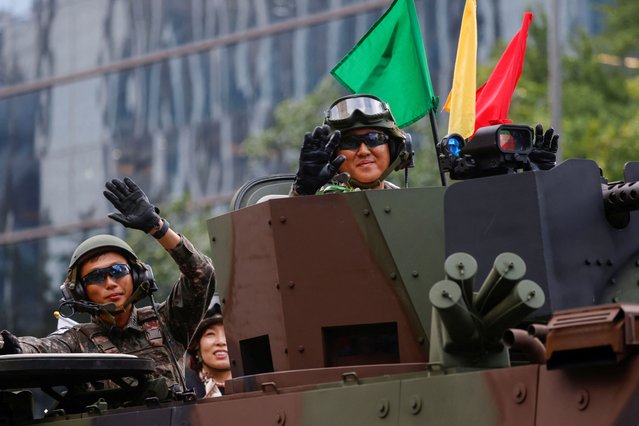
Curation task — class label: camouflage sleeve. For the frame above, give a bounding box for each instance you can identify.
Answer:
[161,234,215,347]
[16,328,83,353]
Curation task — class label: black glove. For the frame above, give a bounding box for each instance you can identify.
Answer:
[104,177,161,233]
[528,123,559,171]
[292,125,346,195]
[0,330,23,354]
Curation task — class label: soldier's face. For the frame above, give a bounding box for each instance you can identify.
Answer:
[81,252,134,313]
[199,323,230,372]
[336,127,390,188]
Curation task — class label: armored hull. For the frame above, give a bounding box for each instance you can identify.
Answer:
[4,159,639,425]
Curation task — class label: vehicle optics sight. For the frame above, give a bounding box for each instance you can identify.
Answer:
[438,124,535,180]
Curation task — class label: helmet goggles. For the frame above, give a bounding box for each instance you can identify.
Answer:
[325,95,393,128]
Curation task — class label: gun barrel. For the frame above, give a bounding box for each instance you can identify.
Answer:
[603,181,639,213]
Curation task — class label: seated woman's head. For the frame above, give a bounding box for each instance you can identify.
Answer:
[188,310,231,377]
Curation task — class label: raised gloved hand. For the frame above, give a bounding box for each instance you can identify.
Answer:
[104,177,161,233]
[292,125,346,195]
[528,123,559,171]
[0,330,23,354]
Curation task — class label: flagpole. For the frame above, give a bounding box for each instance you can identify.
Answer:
[429,109,447,186]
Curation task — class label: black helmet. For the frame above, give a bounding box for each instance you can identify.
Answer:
[61,234,155,304]
[324,94,413,188]
[187,295,223,371]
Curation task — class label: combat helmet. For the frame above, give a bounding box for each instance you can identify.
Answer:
[61,234,156,305]
[324,94,413,188]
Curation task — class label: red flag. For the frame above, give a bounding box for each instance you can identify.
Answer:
[474,12,533,132]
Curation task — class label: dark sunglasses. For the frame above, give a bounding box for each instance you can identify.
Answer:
[339,131,389,151]
[81,263,131,286]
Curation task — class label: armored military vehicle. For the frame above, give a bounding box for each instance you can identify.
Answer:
[3,124,639,425]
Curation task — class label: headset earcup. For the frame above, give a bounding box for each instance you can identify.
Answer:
[130,262,157,294]
[73,281,87,300]
[65,270,86,301]
[60,279,85,301]
[142,263,158,293]
[129,263,142,290]
[393,134,414,171]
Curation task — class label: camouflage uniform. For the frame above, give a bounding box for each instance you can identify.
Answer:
[16,235,214,388]
[289,179,399,196]
[317,180,399,194]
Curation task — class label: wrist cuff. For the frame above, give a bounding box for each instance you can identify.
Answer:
[153,219,170,239]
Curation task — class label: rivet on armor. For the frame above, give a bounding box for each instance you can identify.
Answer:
[585,259,591,266]
[417,336,425,344]
[409,395,422,415]
[276,411,286,425]
[288,281,295,289]
[297,345,304,353]
[279,216,287,223]
[576,390,589,411]
[211,236,216,242]
[377,399,390,418]
[412,270,419,277]
[384,206,391,213]
[513,383,526,404]
[363,209,370,216]
[390,272,397,280]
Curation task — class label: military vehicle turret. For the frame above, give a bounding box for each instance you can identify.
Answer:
[3,124,639,425]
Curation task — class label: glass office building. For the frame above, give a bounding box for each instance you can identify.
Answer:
[0,0,607,335]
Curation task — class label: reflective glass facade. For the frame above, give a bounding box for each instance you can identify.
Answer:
[0,0,606,335]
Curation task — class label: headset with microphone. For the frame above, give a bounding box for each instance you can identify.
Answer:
[58,234,157,320]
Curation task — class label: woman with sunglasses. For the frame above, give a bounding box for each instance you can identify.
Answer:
[290,94,413,196]
[0,177,215,394]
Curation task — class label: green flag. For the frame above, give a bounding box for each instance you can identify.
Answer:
[330,0,437,128]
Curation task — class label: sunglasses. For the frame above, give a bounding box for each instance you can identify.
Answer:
[339,131,389,151]
[81,263,131,286]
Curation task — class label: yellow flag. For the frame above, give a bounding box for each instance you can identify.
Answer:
[446,0,477,138]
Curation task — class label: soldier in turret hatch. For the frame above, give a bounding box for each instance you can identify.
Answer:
[289,94,413,196]
[289,94,559,196]
[0,177,215,393]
